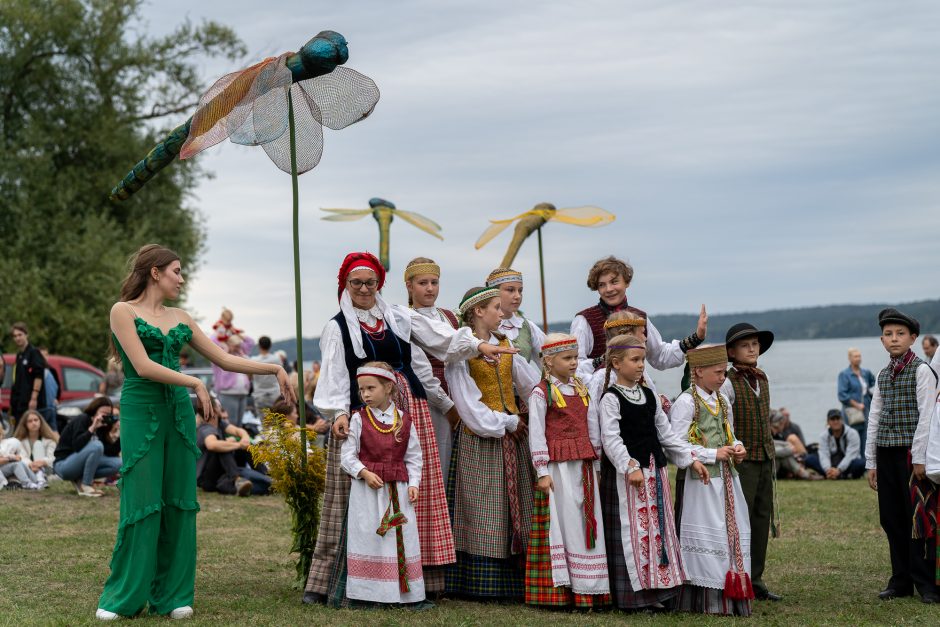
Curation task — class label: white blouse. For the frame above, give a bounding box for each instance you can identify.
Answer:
[570,312,685,373]
[341,402,422,489]
[498,313,546,368]
[598,384,693,475]
[527,375,602,478]
[669,385,741,466]
[444,334,541,438]
[17,437,57,469]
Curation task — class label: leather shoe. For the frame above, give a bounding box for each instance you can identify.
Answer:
[878,588,913,600]
[302,592,326,606]
[921,592,940,604]
[755,589,782,601]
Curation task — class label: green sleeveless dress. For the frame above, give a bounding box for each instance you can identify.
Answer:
[97,318,201,616]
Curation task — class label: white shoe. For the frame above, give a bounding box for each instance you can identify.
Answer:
[169,606,193,619]
[95,608,119,620]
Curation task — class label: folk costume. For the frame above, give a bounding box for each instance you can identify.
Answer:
[444,289,541,599]
[97,311,200,617]
[305,253,482,605]
[341,380,424,604]
[598,372,694,609]
[719,323,778,600]
[865,309,939,599]
[487,269,546,371]
[525,338,609,608]
[408,261,461,486]
[673,345,753,616]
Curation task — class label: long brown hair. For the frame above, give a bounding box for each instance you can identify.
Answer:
[110,244,181,359]
[13,409,60,443]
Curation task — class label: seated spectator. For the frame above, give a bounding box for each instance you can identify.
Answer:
[804,409,865,479]
[771,409,817,480]
[53,397,122,497]
[98,358,125,397]
[267,398,329,449]
[12,409,58,477]
[0,435,47,489]
[196,398,270,496]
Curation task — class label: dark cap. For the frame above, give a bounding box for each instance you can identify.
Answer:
[878,308,920,336]
[826,409,843,420]
[725,322,774,354]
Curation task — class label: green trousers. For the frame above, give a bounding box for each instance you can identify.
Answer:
[736,459,774,595]
[98,396,201,616]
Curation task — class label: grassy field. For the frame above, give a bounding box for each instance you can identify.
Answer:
[0,477,935,626]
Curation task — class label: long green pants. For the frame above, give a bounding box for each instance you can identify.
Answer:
[98,395,201,616]
[736,459,774,595]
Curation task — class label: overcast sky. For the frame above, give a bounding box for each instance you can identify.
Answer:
[137,0,940,341]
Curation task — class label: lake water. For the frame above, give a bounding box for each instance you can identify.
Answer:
[648,334,938,444]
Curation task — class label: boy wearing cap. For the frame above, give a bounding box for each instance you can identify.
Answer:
[804,410,865,479]
[865,308,939,603]
[720,322,780,602]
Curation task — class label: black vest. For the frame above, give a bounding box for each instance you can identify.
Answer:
[333,312,426,411]
[605,386,666,468]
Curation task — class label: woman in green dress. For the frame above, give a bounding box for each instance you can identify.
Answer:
[96,244,294,621]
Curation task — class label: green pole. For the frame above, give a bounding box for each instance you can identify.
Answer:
[537,226,548,333]
[288,88,308,466]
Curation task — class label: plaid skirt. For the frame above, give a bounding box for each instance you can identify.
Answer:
[305,432,350,596]
[600,455,679,609]
[445,428,526,599]
[452,427,535,558]
[525,489,611,608]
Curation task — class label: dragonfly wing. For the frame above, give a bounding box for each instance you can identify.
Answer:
[229,58,292,146]
[550,206,616,227]
[475,221,513,249]
[320,208,372,221]
[261,83,324,174]
[298,66,380,130]
[180,53,290,160]
[395,210,444,240]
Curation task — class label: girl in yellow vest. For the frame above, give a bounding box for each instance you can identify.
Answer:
[444,286,541,600]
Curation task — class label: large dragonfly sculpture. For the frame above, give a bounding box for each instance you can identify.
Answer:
[321,197,443,271]
[475,202,615,330]
[108,31,380,461]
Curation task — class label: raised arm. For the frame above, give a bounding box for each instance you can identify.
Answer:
[644,317,686,371]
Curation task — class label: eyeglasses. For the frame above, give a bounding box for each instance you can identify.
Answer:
[348,279,379,289]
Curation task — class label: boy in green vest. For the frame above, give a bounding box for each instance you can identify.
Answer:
[720,323,779,602]
[865,308,939,603]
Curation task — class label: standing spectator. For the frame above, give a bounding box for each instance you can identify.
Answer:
[923,335,939,375]
[99,358,125,397]
[805,409,865,479]
[275,349,291,375]
[53,397,122,497]
[13,409,58,477]
[37,347,61,431]
[837,348,877,453]
[9,322,47,428]
[251,336,282,414]
[212,334,255,428]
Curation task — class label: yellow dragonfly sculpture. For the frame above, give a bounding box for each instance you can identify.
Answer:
[475,202,615,330]
[321,197,443,270]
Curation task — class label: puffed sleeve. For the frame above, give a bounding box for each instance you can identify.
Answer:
[313,320,350,422]
[412,346,455,414]
[445,360,518,437]
[586,388,603,470]
[340,412,365,479]
[866,386,883,470]
[653,392,693,468]
[405,423,422,489]
[511,354,542,399]
[571,314,594,365]
[599,391,634,475]
[644,316,685,371]
[527,385,550,478]
[396,305,482,364]
[720,377,736,406]
[670,392,715,465]
[910,363,938,465]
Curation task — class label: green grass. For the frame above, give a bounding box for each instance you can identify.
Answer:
[0,477,935,626]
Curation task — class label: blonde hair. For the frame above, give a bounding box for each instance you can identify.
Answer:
[360,361,403,441]
[541,332,577,376]
[586,256,633,290]
[13,409,60,443]
[603,333,646,390]
[404,257,438,305]
[604,310,646,339]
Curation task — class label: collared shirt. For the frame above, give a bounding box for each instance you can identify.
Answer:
[354,304,384,327]
[669,385,741,466]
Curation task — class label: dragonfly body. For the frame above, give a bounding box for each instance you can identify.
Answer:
[501,202,555,267]
[110,30,367,201]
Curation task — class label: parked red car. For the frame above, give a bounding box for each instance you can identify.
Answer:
[1,353,104,416]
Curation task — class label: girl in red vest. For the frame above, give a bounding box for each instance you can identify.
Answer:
[525,333,610,608]
[341,361,425,605]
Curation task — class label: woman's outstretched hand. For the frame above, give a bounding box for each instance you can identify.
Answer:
[277,367,296,403]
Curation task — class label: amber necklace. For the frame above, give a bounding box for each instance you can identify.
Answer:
[366,406,398,434]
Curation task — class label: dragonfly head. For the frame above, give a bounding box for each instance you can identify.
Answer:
[368,197,396,210]
[291,31,350,81]
[531,202,557,219]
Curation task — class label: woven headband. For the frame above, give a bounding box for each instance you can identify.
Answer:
[604,318,646,329]
[356,366,396,383]
[541,339,578,356]
[486,270,523,287]
[404,262,440,281]
[459,287,500,315]
[349,265,377,276]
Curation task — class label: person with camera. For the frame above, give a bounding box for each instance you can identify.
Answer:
[53,396,122,497]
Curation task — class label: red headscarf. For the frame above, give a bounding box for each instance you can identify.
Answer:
[337,252,385,300]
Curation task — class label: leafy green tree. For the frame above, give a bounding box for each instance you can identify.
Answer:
[0,0,244,366]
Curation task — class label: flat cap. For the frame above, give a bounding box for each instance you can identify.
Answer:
[878,308,920,336]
